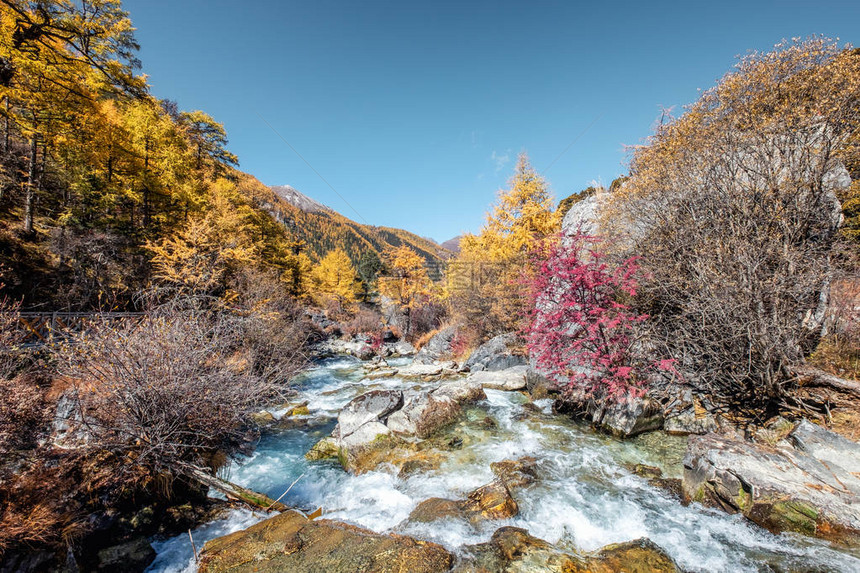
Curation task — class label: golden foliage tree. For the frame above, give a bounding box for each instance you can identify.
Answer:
[450,152,560,337]
[310,248,360,312]
[378,245,432,336]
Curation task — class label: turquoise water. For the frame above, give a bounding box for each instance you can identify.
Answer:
[147,356,860,573]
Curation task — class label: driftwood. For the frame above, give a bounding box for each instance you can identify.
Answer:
[795,366,860,399]
[187,466,287,512]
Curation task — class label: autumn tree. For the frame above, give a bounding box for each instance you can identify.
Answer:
[450,152,560,337]
[310,248,361,312]
[607,38,860,410]
[377,245,432,336]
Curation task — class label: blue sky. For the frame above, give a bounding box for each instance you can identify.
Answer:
[124,0,860,242]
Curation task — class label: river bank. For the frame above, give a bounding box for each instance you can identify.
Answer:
[145,353,860,573]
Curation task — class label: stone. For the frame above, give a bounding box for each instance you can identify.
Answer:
[664,406,718,436]
[306,436,339,461]
[464,332,526,372]
[198,510,454,573]
[683,424,860,543]
[391,340,417,356]
[414,326,458,364]
[94,537,156,572]
[490,457,539,490]
[431,379,486,404]
[336,390,403,438]
[387,393,461,439]
[592,397,664,438]
[408,480,518,525]
[461,480,519,521]
[365,369,399,380]
[467,365,529,391]
[397,363,445,379]
[250,410,276,426]
[564,538,681,573]
[459,528,680,573]
[408,497,464,523]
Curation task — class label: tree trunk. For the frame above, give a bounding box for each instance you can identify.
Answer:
[2,97,9,155]
[794,366,860,398]
[23,133,37,233]
[186,466,287,512]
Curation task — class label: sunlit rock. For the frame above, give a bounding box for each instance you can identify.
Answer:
[198,510,454,573]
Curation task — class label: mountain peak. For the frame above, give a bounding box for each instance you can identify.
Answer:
[271,185,330,214]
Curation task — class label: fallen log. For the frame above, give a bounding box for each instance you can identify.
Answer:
[795,366,860,399]
[187,466,287,512]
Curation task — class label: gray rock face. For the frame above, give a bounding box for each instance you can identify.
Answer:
[562,193,602,236]
[387,393,461,439]
[464,332,526,372]
[413,326,458,364]
[336,390,403,438]
[683,422,860,543]
[664,406,718,436]
[467,366,529,391]
[432,380,486,404]
[593,398,664,438]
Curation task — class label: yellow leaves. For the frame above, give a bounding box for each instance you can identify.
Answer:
[378,245,432,311]
[309,249,361,309]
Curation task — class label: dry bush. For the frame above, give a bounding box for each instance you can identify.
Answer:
[341,307,384,338]
[810,278,860,379]
[608,38,860,410]
[226,268,316,383]
[58,301,308,485]
[408,298,447,341]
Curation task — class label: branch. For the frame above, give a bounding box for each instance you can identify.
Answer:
[794,365,860,398]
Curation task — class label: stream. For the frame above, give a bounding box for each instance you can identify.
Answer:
[146,356,860,572]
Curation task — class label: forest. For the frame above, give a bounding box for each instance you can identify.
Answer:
[1,1,860,572]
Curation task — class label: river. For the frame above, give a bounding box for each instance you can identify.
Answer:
[146,356,860,572]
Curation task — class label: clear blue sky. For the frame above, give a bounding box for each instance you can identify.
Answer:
[123,0,859,242]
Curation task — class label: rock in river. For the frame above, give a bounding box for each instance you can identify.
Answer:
[683,420,860,544]
[198,510,454,573]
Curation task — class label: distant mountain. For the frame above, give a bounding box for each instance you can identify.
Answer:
[440,235,462,254]
[242,176,451,265]
[271,185,330,214]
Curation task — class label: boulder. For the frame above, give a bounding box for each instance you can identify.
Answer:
[94,537,156,573]
[467,365,529,391]
[390,340,416,356]
[592,397,664,438]
[461,479,519,521]
[464,332,526,372]
[337,421,396,472]
[414,326,458,364]
[683,422,860,543]
[431,379,486,404]
[664,406,717,436]
[387,393,461,439]
[490,456,539,490]
[336,390,403,438]
[396,363,445,380]
[564,538,681,573]
[198,510,454,573]
[459,528,680,573]
[408,479,518,525]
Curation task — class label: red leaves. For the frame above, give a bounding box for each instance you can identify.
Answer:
[526,232,655,400]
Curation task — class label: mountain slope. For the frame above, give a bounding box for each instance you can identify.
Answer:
[240,176,450,265]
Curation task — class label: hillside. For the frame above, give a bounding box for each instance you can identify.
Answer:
[251,181,451,265]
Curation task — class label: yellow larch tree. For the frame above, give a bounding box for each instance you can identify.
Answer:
[378,245,432,336]
[310,249,361,312]
[451,152,560,337]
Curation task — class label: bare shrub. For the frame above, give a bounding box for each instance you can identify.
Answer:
[341,307,384,338]
[58,301,308,485]
[608,38,860,410]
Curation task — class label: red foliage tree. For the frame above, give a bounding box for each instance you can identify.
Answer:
[526,232,673,400]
